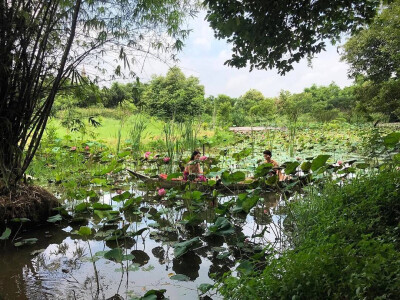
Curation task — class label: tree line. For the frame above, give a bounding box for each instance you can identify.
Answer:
[53,65,396,127]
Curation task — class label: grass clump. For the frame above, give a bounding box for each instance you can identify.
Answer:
[218,169,400,299]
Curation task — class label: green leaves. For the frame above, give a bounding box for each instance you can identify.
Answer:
[47,214,62,223]
[174,237,202,258]
[198,283,214,294]
[14,238,38,247]
[92,203,112,210]
[103,248,134,263]
[311,155,331,172]
[170,274,190,281]
[141,289,166,300]
[0,228,11,240]
[383,132,400,148]
[205,0,380,74]
[11,218,30,223]
[77,226,92,237]
[284,161,300,174]
[254,163,273,177]
[230,171,246,183]
[112,191,131,202]
[221,170,246,184]
[237,260,253,275]
[207,217,235,236]
[166,172,182,180]
[301,161,312,172]
[234,193,260,213]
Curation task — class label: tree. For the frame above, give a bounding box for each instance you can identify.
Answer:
[127,79,147,111]
[214,94,235,126]
[235,89,264,112]
[0,0,197,190]
[142,67,205,122]
[204,0,382,74]
[233,89,265,125]
[249,98,277,123]
[342,0,400,82]
[103,82,133,108]
[341,0,400,120]
[278,91,305,124]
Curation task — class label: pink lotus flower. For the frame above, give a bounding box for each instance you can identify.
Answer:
[199,156,208,161]
[70,146,77,151]
[337,160,343,165]
[163,157,170,163]
[197,175,207,182]
[85,146,90,151]
[144,151,151,159]
[158,188,166,196]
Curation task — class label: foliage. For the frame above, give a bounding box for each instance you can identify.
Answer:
[217,169,400,299]
[103,82,134,108]
[204,0,381,74]
[142,67,205,122]
[342,0,400,83]
[173,237,202,258]
[342,0,400,121]
[353,78,400,122]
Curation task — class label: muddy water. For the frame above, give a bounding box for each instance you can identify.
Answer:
[0,189,285,300]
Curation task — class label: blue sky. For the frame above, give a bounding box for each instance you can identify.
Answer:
[95,12,354,99]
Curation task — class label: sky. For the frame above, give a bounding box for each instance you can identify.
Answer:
[96,11,355,99]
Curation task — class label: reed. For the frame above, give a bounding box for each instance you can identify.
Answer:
[129,114,148,155]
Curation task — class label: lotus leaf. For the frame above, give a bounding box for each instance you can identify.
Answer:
[14,238,38,247]
[198,283,214,294]
[174,237,202,258]
[0,228,11,240]
[284,161,300,174]
[208,217,235,236]
[311,155,331,171]
[104,248,134,263]
[47,214,62,223]
[170,274,190,281]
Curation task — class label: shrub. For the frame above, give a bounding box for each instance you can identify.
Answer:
[218,169,400,299]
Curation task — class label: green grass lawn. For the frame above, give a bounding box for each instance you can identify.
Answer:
[47,111,213,148]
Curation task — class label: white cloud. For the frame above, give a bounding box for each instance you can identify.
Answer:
[114,12,354,98]
[193,37,212,50]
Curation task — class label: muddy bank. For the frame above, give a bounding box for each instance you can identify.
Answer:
[0,184,59,230]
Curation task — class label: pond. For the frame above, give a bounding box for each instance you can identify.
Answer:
[0,184,287,300]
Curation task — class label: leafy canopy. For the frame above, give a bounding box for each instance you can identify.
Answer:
[142,66,205,122]
[204,0,382,74]
[341,0,400,120]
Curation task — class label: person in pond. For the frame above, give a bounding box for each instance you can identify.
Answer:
[183,150,206,181]
[263,150,285,181]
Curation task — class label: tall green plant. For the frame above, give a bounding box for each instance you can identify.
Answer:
[129,115,148,155]
[163,121,179,172]
[179,120,200,153]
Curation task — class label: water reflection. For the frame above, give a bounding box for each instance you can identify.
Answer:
[0,187,288,299]
[131,250,150,266]
[151,246,165,264]
[172,252,202,280]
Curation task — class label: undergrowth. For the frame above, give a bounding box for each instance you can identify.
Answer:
[218,169,400,299]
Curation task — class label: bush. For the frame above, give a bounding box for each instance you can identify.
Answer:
[218,169,400,299]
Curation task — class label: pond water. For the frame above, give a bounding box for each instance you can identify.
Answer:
[0,185,287,300]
